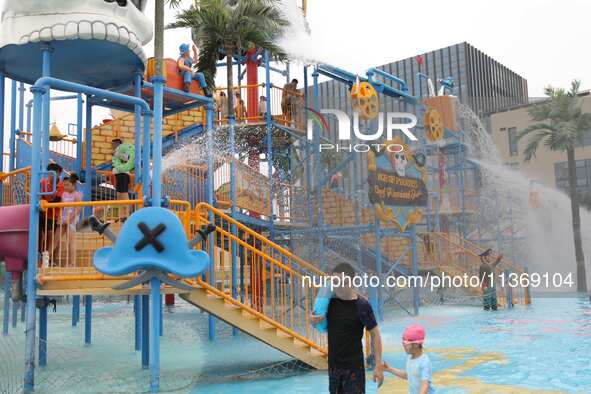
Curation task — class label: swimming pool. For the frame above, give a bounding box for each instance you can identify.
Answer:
[194,296,591,394]
[1,295,590,393]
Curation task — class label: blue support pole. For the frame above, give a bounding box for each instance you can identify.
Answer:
[312,67,325,269]
[0,74,4,175]
[150,278,160,392]
[41,46,53,169]
[39,300,48,367]
[149,74,165,392]
[26,102,32,134]
[159,293,163,337]
[24,87,45,394]
[303,67,314,226]
[142,112,152,199]
[141,294,149,369]
[410,226,420,316]
[134,72,143,187]
[134,295,141,351]
[264,51,275,239]
[72,295,80,326]
[84,99,92,207]
[374,219,383,322]
[21,298,25,322]
[75,95,84,173]
[151,77,164,206]
[9,80,17,171]
[12,296,18,328]
[18,82,25,132]
[206,101,215,341]
[2,274,9,335]
[229,90,238,337]
[84,295,92,345]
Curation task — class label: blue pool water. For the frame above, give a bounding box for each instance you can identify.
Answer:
[193,296,591,394]
[1,295,590,393]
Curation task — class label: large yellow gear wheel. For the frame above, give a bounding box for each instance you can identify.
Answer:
[351,81,379,120]
[424,108,444,141]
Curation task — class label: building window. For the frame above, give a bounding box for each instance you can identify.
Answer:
[554,159,591,195]
[508,127,518,157]
[576,130,591,148]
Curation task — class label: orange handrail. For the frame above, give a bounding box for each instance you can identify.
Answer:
[196,202,324,276]
[0,165,32,181]
[40,198,142,210]
[195,277,327,354]
[194,202,327,350]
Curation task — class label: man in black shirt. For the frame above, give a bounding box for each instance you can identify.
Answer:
[311,263,384,393]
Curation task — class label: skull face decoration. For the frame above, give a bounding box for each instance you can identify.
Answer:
[0,0,153,88]
[391,151,408,177]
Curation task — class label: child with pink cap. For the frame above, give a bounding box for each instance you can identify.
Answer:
[383,324,435,393]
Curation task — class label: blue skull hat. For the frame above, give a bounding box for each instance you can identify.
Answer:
[179,43,190,55]
[93,207,208,278]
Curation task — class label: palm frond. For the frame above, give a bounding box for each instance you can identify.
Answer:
[166,0,184,8]
[517,122,554,142]
[521,79,589,160]
[522,130,549,161]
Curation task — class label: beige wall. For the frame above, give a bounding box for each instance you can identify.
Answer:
[90,108,204,166]
[490,93,591,189]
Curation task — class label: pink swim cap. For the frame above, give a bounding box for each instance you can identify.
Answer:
[402,324,426,345]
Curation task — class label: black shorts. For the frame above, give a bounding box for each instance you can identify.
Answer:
[115,173,130,193]
[329,367,366,394]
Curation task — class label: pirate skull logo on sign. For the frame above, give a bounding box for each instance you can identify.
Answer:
[367,137,428,231]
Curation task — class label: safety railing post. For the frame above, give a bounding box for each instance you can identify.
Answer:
[24,87,45,394]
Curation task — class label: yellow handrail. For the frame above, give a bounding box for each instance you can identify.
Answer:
[0,165,31,181]
[196,202,325,277]
[40,198,143,210]
[194,277,327,354]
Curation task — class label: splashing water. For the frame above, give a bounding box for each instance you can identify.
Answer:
[276,0,369,74]
[456,102,591,292]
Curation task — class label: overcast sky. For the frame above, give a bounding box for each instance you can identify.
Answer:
[2,0,590,159]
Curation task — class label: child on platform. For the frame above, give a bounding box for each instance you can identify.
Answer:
[177,43,207,92]
[383,324,435,394]
[61,173,82,267]
[258,95,267,119]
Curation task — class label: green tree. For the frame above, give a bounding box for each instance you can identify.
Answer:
[154,0,184,78]
[168,0,288,119]
[518,80,591,292]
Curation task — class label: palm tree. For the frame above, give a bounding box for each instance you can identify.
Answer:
[154,1,184,78]
[518,80,591,292]
[168,0,288,121]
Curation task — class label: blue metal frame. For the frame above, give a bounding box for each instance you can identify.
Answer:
[9,80,17,171]
[72,295,80,327]
[84,295,92,345]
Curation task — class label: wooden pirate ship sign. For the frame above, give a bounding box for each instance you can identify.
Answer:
[367,136,428,231]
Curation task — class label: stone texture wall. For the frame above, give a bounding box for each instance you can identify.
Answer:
[90,108,204,166]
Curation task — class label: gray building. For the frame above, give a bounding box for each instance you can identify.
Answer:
[398,42,528,115]
[311,42,528,119]
[306,42,529,198]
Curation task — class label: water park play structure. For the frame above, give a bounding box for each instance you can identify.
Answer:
[0,1,534,392]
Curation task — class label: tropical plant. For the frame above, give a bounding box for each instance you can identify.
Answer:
[154,0,184,79]
[168,0,288,120]
[518,80,591,292]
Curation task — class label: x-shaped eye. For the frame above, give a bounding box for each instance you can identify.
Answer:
[134,222,166,253]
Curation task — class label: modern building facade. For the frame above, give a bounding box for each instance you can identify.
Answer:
[311,42,528,119]
[308,42,529,196]
[490,91,591,199]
